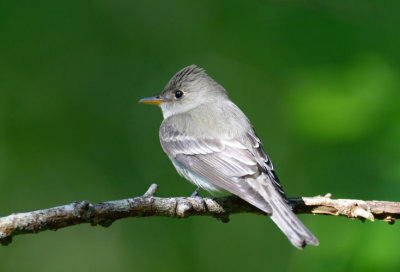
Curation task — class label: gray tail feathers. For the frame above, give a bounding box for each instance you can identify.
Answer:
[269,193,319,249]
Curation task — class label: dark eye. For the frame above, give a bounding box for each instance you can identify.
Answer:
[175,90,183,99]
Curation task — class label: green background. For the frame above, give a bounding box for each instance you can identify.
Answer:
[1,1,400,271]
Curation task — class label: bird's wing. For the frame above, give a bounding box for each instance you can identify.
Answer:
[160,123,319,248]
[246,130,289,202]
[160,123,284,213]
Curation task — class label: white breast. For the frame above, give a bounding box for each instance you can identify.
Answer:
[171,158,223,194]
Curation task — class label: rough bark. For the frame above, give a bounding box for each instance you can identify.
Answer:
[1,184,398,246]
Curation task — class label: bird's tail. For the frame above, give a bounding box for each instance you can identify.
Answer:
[244,173,319,249]
[266,183,319,249]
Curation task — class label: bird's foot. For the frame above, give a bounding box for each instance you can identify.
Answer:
[190,187,206,209]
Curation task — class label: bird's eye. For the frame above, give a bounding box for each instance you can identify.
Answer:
[175,90,183,99]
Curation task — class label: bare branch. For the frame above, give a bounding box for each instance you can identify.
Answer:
[1,184,399,246]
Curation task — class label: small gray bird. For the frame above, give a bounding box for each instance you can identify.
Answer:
[139,65,319,249]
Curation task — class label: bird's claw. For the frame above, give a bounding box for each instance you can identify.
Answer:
[190,187,206,209]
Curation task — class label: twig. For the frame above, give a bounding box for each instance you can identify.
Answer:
[0,184,399,246]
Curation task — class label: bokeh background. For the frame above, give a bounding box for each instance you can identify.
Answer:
[1,1,400,271]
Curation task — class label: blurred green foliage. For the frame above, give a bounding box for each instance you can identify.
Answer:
[1,1,400,271]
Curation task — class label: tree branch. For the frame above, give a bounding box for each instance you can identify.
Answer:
[1,184,399,246]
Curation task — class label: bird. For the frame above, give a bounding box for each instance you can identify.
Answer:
[139,65,319,249]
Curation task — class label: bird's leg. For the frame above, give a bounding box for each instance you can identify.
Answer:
[190,187,201,198]
[190,187,207,210]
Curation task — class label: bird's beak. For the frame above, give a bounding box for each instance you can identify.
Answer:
[138,96,164,105]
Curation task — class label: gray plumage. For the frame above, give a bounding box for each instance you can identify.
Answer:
[141,65,319,249]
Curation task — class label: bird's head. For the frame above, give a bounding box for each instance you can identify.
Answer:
[139,65,227,119]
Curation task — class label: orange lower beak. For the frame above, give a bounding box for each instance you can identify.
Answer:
[139,96,164,105]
